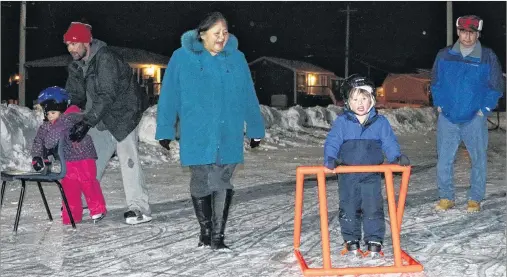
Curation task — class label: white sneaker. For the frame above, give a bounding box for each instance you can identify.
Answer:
[124,210,152,225]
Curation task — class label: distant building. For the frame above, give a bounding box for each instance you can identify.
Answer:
[376,71,506,111]
[377,73,432,108]
[248,56,343,108]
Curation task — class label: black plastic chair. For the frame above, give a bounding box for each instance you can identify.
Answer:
[1,137,76,233]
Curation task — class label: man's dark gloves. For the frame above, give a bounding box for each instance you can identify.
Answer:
[396,154,410,166]
[69,121,91,142]
[32,157,44,172]
[250,139,261,149]
[159,139,171,151]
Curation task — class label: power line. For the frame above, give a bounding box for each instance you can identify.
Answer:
[349,56,393,75]
[339,4,357,78]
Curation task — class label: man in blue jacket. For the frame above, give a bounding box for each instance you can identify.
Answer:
[431,15,504,212]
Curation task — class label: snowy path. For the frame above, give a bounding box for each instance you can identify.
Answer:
[1,131,505,277]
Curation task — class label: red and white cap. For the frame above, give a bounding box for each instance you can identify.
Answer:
[456,15,483,32]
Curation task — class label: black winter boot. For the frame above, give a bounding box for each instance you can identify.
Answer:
[210,189,234,250]
[191,195,212,247]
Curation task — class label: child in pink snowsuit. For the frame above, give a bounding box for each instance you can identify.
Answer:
[31,86,107,224]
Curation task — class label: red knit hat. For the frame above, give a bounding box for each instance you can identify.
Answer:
[63,22,92,43]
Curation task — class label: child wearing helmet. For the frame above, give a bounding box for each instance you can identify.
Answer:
[31,86,107,224]
[323,75,410,258]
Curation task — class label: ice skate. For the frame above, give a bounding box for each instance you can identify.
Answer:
[92,213,105,223]
[340,240,363,257]
[362,241,384,258]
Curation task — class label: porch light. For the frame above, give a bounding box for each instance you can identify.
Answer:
[144,66,155,78]
[8,74,20,84]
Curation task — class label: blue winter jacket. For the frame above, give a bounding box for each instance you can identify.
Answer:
[323,108,401,170]
[155,30,265,166]
[431,41,504,124]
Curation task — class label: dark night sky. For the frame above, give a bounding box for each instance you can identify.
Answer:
[1,1,506,101]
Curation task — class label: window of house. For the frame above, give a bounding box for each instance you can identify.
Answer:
[297,73,306,91]
[320,75,328,87]
[307,74,317,86]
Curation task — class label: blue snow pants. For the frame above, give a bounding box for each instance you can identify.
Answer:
[436,113,488,202]
[338,173,385,243]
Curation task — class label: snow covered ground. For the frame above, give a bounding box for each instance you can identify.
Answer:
[1,103,505,277]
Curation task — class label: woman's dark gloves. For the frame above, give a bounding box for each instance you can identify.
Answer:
[159,139,171,151]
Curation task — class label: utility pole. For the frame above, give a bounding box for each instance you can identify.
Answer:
[19,1,26,106]
[446,1,453,46]
[340,4,357,78]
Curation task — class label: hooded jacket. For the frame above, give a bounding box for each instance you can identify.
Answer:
[31,105,97,161]
[65,39,148,142]
[324,108,401,169]
[431,41,504,124]
[155,30,265,166]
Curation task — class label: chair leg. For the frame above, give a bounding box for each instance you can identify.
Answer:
[14,180,27,234]
[37,182,53,221]
[55,181,76,229]
[1,181,6,207]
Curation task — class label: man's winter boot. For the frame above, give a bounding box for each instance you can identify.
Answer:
[435,199,455,211]
[340,240,363,256]
[210,189,234,250]
[191,195,212,247]
[467,200,481,213]
[363,241,384,258]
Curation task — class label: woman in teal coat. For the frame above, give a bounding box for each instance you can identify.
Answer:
[156,12,265,251]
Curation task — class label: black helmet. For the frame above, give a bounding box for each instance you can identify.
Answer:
[339,74,376,103]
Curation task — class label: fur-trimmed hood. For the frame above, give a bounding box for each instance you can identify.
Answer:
[180,29,239,56]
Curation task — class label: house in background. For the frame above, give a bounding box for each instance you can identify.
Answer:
[248,56,342,108]
[24,46,170,106]
[376,72,432,108]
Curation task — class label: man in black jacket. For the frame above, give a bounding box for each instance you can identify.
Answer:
[63,22,152,224]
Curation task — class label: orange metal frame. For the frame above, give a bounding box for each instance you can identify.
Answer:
[294,165,424,276]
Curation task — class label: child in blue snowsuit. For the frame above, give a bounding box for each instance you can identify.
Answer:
[324,75,410,257]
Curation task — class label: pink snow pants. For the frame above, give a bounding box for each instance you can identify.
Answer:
[61,159,106,225]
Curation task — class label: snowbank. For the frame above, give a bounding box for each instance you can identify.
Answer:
[0,104,43,171]
[2,103,502,170]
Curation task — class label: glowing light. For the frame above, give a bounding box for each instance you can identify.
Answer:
[144,66,155,78]
[307,74,316,86]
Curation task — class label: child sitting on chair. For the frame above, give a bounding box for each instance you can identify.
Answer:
[323,75,410,258]
[31,86,107,224]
